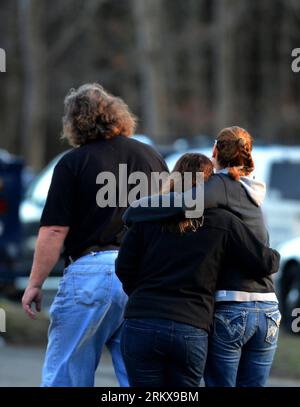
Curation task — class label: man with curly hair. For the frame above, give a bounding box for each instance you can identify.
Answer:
[22,83,168,387]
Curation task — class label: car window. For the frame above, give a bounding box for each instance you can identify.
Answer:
[25,154,65,206]
[269,161,300,201]
[28,165,56,206]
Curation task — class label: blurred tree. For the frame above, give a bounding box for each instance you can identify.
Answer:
[17,0,107,170]
[213,0,247,132]
[18,0,47,171]
[0,0,21,156]
[131,0,168,143]
[0,0,300,168]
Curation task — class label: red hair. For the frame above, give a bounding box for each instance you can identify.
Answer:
[216,126,254,180]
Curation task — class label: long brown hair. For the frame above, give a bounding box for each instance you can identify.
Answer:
[163,153,213,234]
[215,126,254,180]
[62,83,137,147]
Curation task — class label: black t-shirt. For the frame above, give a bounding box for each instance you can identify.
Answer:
[40,135,168,259]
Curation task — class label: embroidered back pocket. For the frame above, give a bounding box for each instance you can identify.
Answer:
[214,310,247,344]
[265,310,281,345]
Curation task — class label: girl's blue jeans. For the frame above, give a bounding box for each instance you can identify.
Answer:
[204,301,281,387]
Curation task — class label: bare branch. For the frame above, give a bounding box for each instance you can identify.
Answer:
[49,0,108,62]
[287,0,300,22]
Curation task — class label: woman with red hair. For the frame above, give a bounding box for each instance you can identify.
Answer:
[124,126,281,387]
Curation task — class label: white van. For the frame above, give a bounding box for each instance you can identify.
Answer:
[252,146,300,247]
[166,145,300,248]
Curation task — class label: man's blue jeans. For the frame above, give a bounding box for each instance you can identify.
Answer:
[121,318,208,387]
[204,301,281,387]
[41,250,129,387]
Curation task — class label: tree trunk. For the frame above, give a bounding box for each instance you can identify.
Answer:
[258,0,280,141]
[0,0,21,155]
[213,0,237,132]
[186,0,205,135]
[18,0,47,170]
[131,0,169,143]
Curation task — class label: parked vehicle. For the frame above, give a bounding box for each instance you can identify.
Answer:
[167,145,300,329]
[13,143,300,302]
[253,146,300,248]
[0,151,24,290]
[15,153,66,292]
[276,236,300,332]
[166,145,300,248]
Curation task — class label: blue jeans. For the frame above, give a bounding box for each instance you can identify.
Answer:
[204,301,281,387]
[121,318,208,387]
[41,251,129,387]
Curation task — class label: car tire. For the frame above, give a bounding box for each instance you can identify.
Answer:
[280,262,300,334]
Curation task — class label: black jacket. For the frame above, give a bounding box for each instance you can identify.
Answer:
[123,173,268,244]
[116,208,280,332]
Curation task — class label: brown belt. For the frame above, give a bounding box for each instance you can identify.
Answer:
[67,244,119,265]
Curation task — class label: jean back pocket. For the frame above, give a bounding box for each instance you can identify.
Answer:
[214,310,248,344]
[184,333,208,372]
[265,310,281,345]
[122,323,160,362]
[71,263,113,306]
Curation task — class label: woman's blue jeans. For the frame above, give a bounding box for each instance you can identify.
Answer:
[41,250,129,387]
[121,318,208,387]
[204,301,281,387]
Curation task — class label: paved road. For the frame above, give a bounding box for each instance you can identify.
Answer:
[0,345,299,387]
[0,345,118,387]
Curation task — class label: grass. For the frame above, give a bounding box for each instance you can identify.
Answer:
[0,299,49,345]
[271,331,300,379]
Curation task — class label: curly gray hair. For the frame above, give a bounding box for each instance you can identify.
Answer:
[61,83,137,146]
